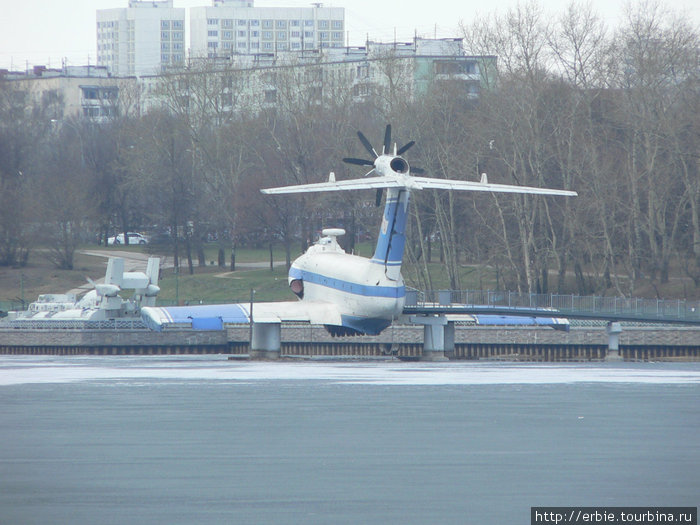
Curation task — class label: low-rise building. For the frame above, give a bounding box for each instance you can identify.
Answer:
[142,37,497,117]
[1,65,138,122]
[3,37,496,123]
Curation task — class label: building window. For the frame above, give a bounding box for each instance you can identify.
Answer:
[304,31,314,39]
[319,32,329,40]
[238,30,247,37]
[291,20,300,27]
[208,42,218,49]
[161,32,170,40]
[264,89,277,103]
[276,20,286,29]
[262,42,273,50]
[277,32,287,40]
[291,31,301,38]
[208,30,219,37]
[251,31,259,37]
[238,19,247,26]
[172,32,183,40]
[353,84,369,97]
[332,20,343,29]
[161,20,170,29]
[304,20,314,27]
[82,88,98,100]
[262,20,273,28]
[250,20,259,26]
[173,20,183,29]
[434,60,476,75]
[332,32,343,40]
[222,19,233,28]
[262,31,273,40]
[223,31,233,40]
[318,20,329,29]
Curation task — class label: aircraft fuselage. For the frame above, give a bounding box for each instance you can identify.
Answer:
[288,231,405,335]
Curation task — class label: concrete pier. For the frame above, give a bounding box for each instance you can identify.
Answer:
[1,323,698,361]
[605,322,624,362]
[249,322,281,360]
[409,315,450,361]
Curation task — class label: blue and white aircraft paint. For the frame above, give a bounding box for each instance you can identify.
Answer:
[141,126,576,335]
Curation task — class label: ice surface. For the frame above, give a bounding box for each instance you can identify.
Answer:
[1,356,698,386]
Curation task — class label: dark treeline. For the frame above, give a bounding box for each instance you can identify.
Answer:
[0,1,698,297]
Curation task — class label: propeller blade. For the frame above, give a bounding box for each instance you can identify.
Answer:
[383,124,392,155]
[343,157,375,167]
[411,167,425,174]
[375,188,384,207]
[397,140,415,156]
[357,131,378,158]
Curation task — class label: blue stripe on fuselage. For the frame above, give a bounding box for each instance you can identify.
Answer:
[289,267,405,299]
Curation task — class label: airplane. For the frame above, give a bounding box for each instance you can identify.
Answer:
[7,257,160,322]
[141,125,576,335]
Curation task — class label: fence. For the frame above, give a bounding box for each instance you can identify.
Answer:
[0,319,147,330]
[406,290,700,324]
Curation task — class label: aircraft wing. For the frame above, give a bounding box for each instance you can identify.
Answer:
[262,175,576,197]
[410,176,578,196]
[261,176,402,194]
[141,301,342,331]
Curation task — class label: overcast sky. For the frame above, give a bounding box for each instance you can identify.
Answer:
[0,0,698,70]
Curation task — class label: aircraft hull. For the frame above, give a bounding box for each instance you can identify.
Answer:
[289,249,405,334]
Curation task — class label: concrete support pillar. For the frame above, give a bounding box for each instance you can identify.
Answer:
[444,321,455,359]
[250,322,281,360]
[605,321,623,362]
[410,315,449,361]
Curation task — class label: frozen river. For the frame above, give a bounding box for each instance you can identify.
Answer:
[1,357,698,524]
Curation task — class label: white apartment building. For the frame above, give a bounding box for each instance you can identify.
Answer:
[97,0,186,76]
[189,0,345,58]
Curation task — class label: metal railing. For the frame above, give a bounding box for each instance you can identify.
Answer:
[0,319,147,330]
[405,290,700,324]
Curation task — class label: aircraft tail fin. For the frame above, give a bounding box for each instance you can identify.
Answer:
[371,188,409,278]
[105,258,124,287]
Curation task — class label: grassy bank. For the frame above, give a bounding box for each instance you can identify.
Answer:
[2,242,699,312]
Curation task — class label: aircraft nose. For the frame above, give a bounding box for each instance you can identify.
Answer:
[290,278,304,299]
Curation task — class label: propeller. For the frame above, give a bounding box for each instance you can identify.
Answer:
[342,124,424,205]
[342,157,374,167]
[397,140,415,156]
[383,124,392,154]
[357,131,378,158]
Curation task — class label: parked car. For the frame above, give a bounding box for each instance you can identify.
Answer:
[107,232,149,245]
